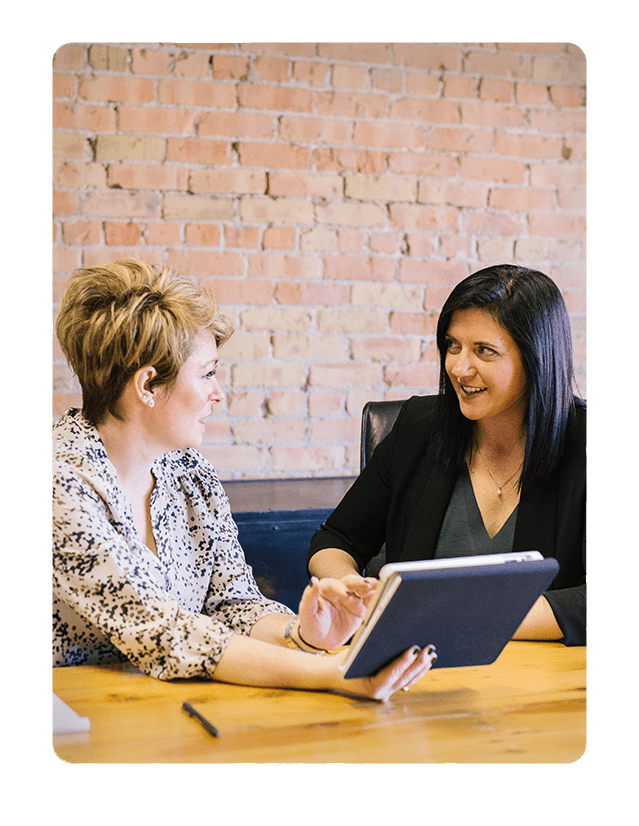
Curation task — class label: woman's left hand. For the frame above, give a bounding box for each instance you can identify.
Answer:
[297,575,378,651]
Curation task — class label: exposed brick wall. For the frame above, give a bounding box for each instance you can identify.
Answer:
[52,42,586,479]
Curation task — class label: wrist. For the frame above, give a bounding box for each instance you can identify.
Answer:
[284,617,328,655]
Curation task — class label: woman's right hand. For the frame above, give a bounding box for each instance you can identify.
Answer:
[328,644,437,702]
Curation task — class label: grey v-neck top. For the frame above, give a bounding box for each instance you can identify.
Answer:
[434,465,517,558]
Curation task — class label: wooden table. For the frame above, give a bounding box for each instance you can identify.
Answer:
[52,641,585,764]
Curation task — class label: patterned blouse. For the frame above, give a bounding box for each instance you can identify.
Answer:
[53,409,293,680]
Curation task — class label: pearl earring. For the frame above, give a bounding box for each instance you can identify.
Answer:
[147,398,155,408]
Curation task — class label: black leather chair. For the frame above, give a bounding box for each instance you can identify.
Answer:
[359,399,406,576]
[360,399,405,470]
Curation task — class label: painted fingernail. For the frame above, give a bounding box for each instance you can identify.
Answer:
[411,645,421,656]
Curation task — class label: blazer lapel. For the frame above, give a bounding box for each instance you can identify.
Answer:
[400,463,457,562]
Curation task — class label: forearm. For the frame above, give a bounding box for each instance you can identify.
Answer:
[212,630,340,691]
[308,548,361,579]
[512,595,563,641]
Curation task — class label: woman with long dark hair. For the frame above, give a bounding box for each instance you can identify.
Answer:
[308,265,586,646]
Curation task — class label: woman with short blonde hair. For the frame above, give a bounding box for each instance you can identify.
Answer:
[53,258,436,701]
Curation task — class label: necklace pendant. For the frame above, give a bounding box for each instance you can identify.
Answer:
[497,488,502,496]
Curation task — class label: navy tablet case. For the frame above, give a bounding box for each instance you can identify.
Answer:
[343,557,560,678]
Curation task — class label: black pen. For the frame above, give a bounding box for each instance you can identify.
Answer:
[182,701,220,738]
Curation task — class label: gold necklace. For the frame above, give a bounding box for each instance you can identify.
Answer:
[474,440,524,497]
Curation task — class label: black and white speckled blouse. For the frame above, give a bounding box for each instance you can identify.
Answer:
[53,409,293,679]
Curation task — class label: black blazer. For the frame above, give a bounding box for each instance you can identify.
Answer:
[309,395,586,646]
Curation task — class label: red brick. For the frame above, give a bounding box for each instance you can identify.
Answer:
[225,226,260,248]
[515,82,548,105]
[387,151,457,177]
[323,255,394,282]
[495,133,562,159]
[309,391,343,417]
[392,44,462,72]
[464,50,531,78]
[338,230,365,253]
[210,279,273,305]
[370,232,404,254]
[108,164,189,190]
[550,85,582,107]
[371,68,403,93]
[460,101,525,128]
[528,214,586,237]
[62,220,101,245]
[309,362,383,388]
[79,76,155,104]
[243,43,316,58]
[185,224,222,246]
[354,120,423,149]
[331,64,369,90]
[459,156,526,183]
[118,105,197,134]
[319,43,390,63]
[238,84,313,112]
[212,54,250,80]
[345,174,416,202]
[310,417,360,443]
[479,77,513,102]
[190,168,266,194]
[406,232,436,257]
[163,194,233,221]
[313,90,387,119]
[104,221,142,245]
[279,116,351,145]
[53,191,78,216]
[275,282,349,306]
[167,250,244,276]
[88,44,127,71]
[53,160,106,188]
[389,311,437,337]
[95,135,165,161]
[166,138,231,165]
[269,171,342,199]
[131,48,171,76]
[253,56,290,83]
[158,78,235,107]
[247,253,320,280]
[263,226,296,249]
[53,101,116,131]
[442,75,476,99]
[400,259,469,285]
[314,147,385,174]
[532,55,586,84]
[199,111,274,139]
[389,203,458,231]
[145,222,181,245]
[489,187,555,210]
[237,142,312,170]
[388,98,457,124]
[293,61,330,86]
[528,109,586,133]
[53,44,85,71]
[463,212,524,236]
[315,202,387,227]
[426,127,493,154]
[173,52,211,77]
[81,190,161,218]
[53,132,89,159]
[385,362,439,388]
[52,73,75,99]
[53,247,81,274]
[240,197,314,225]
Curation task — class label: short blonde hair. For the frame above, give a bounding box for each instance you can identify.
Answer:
[56,258,234,425]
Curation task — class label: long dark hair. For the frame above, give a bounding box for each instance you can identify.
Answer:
[434,264,580,485]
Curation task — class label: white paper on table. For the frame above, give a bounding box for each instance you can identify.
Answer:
[53,692,91,734]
